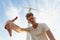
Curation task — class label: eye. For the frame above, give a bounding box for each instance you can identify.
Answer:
[28,18,34,21]
[31,18,34,19]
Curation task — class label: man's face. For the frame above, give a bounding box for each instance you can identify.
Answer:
[27,16,35,24]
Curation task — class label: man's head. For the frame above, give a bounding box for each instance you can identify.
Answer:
[25,13,36,24]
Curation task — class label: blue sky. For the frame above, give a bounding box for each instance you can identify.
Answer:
[0,0,60,40]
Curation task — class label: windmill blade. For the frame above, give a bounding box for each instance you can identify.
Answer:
[31,8,40,11]
[21,6,40,12]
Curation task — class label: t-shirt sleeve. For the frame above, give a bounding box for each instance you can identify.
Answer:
[42,23,50,32]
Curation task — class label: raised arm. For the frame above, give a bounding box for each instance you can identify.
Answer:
[10,16,30,32]
[5,16,30,37]
[10,22,30,32]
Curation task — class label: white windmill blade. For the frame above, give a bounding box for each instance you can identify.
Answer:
[30,7,39,11]
[21,6,40,12]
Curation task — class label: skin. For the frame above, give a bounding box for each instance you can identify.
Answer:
[46,30,55,40]
[27,16,38,29]
[5,16,18,37]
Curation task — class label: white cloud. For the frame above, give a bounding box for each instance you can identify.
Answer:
[6,6,19,19]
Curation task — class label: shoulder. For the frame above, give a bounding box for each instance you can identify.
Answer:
[37,23,46,29]
[39,23,46,24]
[38,23,49,29]
[38,23,46,26]
[39,23,50,31]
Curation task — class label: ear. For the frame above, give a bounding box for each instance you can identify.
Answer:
[34,17,36,19]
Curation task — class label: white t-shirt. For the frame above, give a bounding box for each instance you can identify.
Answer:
[27,23,50,40]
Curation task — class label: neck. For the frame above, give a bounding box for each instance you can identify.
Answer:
[32,22,38,29]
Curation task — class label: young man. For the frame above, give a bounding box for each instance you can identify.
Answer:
[5,13,55,40]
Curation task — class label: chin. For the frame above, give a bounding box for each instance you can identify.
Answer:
[31,22,35,24]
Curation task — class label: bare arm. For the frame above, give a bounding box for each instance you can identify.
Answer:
[11,16,30,32]
[46,30,55,40]
[11,22,30,32]
[5,16,30,37]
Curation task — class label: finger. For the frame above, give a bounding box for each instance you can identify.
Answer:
[5,22,12,37]
[6,26,12,37]
[7,27,12,37]
[11,16,18,22]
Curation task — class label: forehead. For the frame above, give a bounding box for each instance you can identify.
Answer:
[27,16,34,19]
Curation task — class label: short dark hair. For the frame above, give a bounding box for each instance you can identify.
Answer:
[25,12,34,19]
